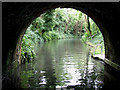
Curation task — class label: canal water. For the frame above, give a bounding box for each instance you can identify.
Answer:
[19,39,104,89]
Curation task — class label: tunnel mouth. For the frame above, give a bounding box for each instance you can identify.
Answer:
[20,8,105,64]
[3,3,120,89]
[12,8,105,89]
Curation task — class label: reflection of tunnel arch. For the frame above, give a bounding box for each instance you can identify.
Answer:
[2,2,120,88]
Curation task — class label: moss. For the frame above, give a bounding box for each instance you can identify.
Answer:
[20,70,34,88]
[9,60,19,76]
[104,58,120,71]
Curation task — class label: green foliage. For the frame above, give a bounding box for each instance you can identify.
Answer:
[82,18,104,44]
[21,70,34,88]
[21,8,105,63]
[42,10,55,32]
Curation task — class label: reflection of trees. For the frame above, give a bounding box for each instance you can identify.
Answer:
[80,51,104,89]
[20,39,104,89]
[81,51,97,89]
[84,51,89,87]
[43,49,56,89]
[46,39,85,86]
[39,40,67,88]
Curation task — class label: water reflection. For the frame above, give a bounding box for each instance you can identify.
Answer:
[19,39,104,89]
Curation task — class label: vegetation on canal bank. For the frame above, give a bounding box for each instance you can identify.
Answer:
[21,8,104,64]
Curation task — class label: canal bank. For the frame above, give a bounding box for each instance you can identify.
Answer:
[85,41,120,89]
[85,41,120,71]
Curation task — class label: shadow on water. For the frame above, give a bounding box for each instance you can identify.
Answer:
[10,39,106,89]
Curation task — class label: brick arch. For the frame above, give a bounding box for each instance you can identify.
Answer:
[2,2,120,88]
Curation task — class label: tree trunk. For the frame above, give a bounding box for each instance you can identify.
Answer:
[74,21,79,35]
[84,15,92,36]
[64,18,71,33]
[87,16,92,35]
[79,21,84,32]
[64,22,68,33]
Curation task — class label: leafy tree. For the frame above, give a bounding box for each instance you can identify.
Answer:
[21,8,104,64]
[42,10,55,32]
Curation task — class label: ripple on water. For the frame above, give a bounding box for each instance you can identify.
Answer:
[19,39,104,89]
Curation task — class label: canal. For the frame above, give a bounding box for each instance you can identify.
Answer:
[17,39,104,89]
